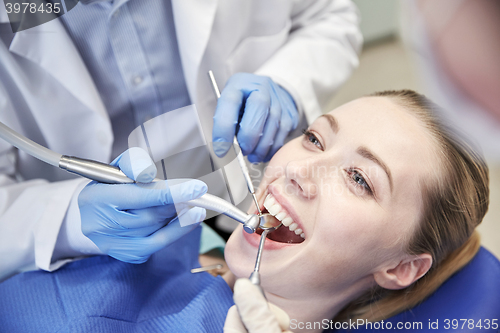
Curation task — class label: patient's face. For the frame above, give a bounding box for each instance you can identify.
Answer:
[225,97,439,302]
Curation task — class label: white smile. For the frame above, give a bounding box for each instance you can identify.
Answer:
[264,193,305,239]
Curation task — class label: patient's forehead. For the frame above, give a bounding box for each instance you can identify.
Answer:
[324,96,440,207]
[325,97,435,149]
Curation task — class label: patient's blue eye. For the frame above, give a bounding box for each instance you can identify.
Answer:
[302,129,323,150]
[347,168,373,196]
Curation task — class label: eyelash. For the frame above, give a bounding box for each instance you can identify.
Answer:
[346,168,373,196]
[302,129,323,150]
[302,129,375,197]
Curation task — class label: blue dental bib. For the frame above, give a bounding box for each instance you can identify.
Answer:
[0,227,234,332]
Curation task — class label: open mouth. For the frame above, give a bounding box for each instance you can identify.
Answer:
[257,193,305,244]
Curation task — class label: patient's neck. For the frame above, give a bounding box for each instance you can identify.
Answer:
[224,271,372,333]
[266,288,357,333]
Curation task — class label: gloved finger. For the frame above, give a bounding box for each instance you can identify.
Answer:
[110,179,207,210]
[111,147,157,183]
[268,304,291,332]
[213,87,245,157]
[224,305,247,333]
[263,115,294,163]
[134,209,206,256]
[247,93,281,163]
[237,90,270,155]
[97,222,166,238]
[114,203,187,229]
[105,208,205,264]
[263,86,297,162]
[276,85,298,126]
[233,279,284,332]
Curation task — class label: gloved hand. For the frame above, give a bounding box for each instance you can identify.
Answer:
[224,279,292,333]
[78,147,207,264]
[213,73,299,163]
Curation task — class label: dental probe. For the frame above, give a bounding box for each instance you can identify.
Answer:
[0,120,266,231]
[208,70,263,216]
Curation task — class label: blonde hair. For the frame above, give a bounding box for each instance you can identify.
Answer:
[337,90,489,321]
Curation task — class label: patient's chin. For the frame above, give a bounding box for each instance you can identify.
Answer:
[224,231,255,279]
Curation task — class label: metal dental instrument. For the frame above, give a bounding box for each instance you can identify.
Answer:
[188,194,263,233]
[248,214,282,295]
[0,120,267,232]
[208,70,263,216]
[190,264,223,274]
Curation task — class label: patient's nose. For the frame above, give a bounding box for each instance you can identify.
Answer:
[285,159,319,200]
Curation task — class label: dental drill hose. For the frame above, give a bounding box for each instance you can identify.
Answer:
[0,120,262,231]
[0,120,134,184]
[0,120,62,167]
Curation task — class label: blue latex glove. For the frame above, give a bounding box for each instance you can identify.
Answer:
[213,73,299,163]
[78,147,208,264]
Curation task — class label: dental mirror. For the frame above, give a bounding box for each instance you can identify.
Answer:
[248,213,282,296]
[258,213,282,232]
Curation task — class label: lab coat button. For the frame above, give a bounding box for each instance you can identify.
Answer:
[133,76,143,86]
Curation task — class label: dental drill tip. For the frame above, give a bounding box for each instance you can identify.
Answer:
[252,193,262,215]
[243,214,260,234]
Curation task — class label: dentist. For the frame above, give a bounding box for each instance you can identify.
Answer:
[0,0,362,281]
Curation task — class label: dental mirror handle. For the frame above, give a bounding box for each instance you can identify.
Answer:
[249,271,266,298]
[248,229,269,298]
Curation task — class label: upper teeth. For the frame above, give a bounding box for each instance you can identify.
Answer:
[263,194,305,239]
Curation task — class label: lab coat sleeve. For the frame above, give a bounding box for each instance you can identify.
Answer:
[0,171,99,282]
[254,0,363,125]
[0,83,100,282]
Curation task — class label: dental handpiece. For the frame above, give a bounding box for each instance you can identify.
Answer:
[59,157,264,231]
[208,70,263,216]
[0,120,264,232]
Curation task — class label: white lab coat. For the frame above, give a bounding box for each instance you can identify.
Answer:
[0,0,362,281]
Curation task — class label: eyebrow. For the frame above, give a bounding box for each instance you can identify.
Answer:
[321,114,393,193]
[356,146,393,193]
[320,114,339,134]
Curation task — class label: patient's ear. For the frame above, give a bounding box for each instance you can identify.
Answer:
[374,254,432,290]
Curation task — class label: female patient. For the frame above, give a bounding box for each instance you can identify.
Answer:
[0,90,489,332]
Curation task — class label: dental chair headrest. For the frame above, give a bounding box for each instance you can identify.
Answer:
[332,247,500,332]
